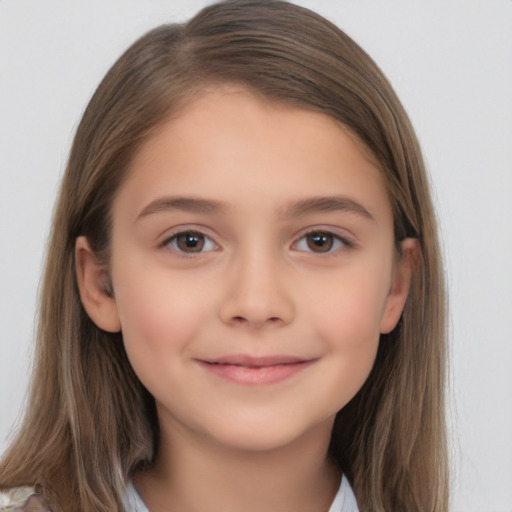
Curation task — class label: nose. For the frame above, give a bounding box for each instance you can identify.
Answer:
[218,250,295,329]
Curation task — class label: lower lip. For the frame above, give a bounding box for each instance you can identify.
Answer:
[197,360,315,386]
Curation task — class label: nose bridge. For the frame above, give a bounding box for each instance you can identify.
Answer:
[219,240,295,328]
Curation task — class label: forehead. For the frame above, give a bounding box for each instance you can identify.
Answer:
[116,85,392,226]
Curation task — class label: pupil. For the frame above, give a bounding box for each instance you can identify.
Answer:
[308,233,333,252]
[178,233,204,252]
[185,235,198,247]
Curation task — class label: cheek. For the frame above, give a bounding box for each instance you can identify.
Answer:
[312,267,390,344]
[111,263,210,372]
[304,263,391,398]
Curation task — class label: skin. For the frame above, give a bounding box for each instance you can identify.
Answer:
[76,87,417,512]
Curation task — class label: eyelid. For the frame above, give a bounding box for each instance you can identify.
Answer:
[290,226,356,253]
[159,225,221,254]
[157,224,355,255]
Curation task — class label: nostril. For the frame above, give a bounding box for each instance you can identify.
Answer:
[229,315,281,327]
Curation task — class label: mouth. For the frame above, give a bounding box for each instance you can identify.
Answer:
[195,354,317,386]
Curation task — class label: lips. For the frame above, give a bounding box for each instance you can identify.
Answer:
[196,354,316,385]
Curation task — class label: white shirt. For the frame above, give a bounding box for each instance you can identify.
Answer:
[124,475,359,512]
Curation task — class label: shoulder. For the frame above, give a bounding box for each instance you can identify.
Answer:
[0,488,52,511]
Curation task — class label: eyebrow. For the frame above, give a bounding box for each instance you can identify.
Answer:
[136,195,374,222]
[278,196,375,221]
[137,196,227,220]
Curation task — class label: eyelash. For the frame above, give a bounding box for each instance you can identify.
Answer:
[161,228,354,256]
[291,229,354,254]
[162,230,219,256]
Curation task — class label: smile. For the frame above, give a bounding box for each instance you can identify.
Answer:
[195,354,317,386]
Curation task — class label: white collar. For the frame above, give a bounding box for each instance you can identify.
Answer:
[125,474,359,512]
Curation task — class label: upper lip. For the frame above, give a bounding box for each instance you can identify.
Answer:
[198,354,313,368]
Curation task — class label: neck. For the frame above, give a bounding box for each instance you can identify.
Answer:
[135,416,340,512]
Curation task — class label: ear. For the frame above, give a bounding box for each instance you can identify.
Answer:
[379,238,419,334]
[75,236,121,333]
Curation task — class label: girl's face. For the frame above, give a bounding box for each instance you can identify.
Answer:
[77,87,415,452]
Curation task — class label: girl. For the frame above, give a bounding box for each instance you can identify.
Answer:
[0,1,448,511]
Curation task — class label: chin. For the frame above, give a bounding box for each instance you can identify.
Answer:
[200,412,335,454]
[211,428,304,453]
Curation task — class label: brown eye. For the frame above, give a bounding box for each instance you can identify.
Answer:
[165,231,218,254]
[306,232,334,253]
[176,232,205,252]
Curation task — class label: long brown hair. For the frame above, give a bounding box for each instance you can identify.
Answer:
[0,1,448,510]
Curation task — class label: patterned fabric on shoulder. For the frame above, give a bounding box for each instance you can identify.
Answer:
[0,488,51,511]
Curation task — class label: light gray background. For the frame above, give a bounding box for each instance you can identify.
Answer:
[1,1,511,510]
